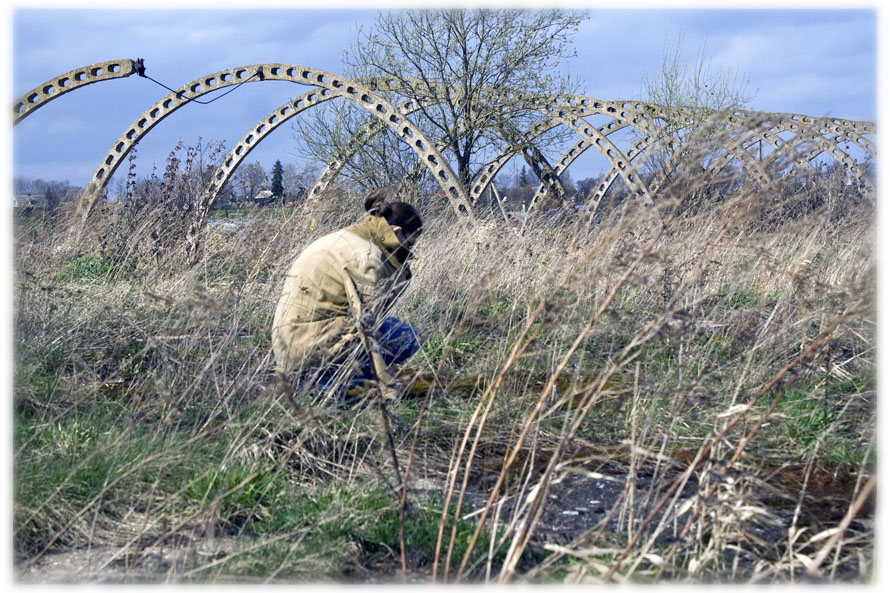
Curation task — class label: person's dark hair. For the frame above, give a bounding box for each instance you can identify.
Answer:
[364,187,423,235]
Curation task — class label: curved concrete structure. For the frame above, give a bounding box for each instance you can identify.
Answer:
[74,64,474,223]
[14,58,141,124]
[16,60,876,232]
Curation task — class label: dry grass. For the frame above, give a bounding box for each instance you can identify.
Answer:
[13,126,875,584]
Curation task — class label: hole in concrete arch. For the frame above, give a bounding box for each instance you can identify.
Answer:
[360,94,372,103]
[415,139,426,150]
[402,127,413,137]
[105,155,114,165]
[150,108,160,118]
[43,85,55,95]
[27,93,39,104]
[235,146,244,155]
[109,63,121,73]
[191,83,202,93]
[236,69,248,79]
[427,155,438,165]
[74,71,87,81]
[206,77,217,86]
[96,168,106,180]
[246,134,255,144]
[268,115,278,125]
[14,102,24,113]
[389,114,400,124]
[115,142,125,153]
[270,67,282,76]
[376,104,386,113]
[90,67,103,76]
[58,77,70,87]
[224,158,233,168]
[320,89,331,97]
[302,71,312,79]
[221,73,232,82]
[257,123,266,133]
[137,118,147,128]
[126,130,137,139]
[286,67,297,77]
[438,171,447,180]
[163,98,173,109]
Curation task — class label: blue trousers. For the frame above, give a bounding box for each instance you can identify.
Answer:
[314,316,421,394]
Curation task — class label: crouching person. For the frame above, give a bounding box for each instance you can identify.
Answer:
[271,188,423,403]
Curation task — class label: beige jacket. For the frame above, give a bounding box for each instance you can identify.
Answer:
[271,215,412,380]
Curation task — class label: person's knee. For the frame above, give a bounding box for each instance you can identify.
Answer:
[379,317,421,363]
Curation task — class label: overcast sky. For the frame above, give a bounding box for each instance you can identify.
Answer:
[8,4,880,192]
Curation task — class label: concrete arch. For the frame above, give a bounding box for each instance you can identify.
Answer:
[210,88,343,194]
[193,92,434,239]
[466,96,671,205]
[305,92,567,201]
[13,59,141,125]
[713,114,874,190]
[532,107,877,209]
[76,64,474,223]
[310,90,876,217]
[531,125,650,207]
[28,60,870,224]
[308,92,671,205]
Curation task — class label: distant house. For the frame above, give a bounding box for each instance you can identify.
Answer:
[252,189,277,206]
[13,194,45,209]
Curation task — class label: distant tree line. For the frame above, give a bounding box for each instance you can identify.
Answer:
[13,177,80,213]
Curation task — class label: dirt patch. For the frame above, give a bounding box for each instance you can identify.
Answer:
[15,535,239,584]
[15,461,873,584]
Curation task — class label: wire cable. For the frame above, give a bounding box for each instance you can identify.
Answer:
[132,58,264,105]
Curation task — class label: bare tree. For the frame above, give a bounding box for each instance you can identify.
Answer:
[639,34,756,179]
[297,9,587,198]
[231,161,268,202]
[282,163,317,201]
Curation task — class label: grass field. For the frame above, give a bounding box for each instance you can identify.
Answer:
[13,155,876,583]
